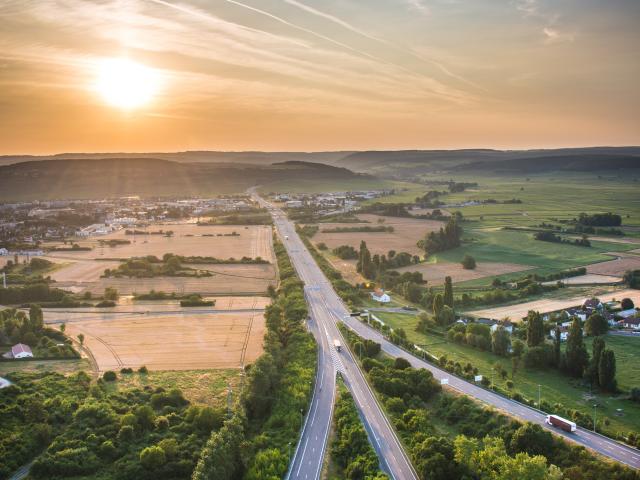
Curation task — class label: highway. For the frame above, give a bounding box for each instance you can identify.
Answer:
[341,318,640,470]
[253,192,418,480]
[254,190,640,475]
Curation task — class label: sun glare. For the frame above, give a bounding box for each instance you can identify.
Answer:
[95,58,161,109]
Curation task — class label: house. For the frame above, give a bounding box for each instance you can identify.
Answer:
[616,309,639,320]
[622,317,640,330]
[582,298,602,311]
[491,320,514,334]
[11,343,33,359]
[0,247,8,256]
[285,200,304,209]
[371,288,391,303]
[476,318,497,327]
[552,327,569,342]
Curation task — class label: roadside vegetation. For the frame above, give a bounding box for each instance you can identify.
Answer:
[192,236,316,480]
[340,325,639,480]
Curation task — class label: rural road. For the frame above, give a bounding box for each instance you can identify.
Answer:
[341,317,640,470]
[253,191,419,480]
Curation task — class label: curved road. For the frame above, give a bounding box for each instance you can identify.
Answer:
[254,193,418,480]
[341,315,640,470]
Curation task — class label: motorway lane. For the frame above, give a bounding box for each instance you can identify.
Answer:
[254,193,418,480]
[342,316,640,470]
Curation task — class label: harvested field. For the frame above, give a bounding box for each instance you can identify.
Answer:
[324,256,366,285]
[45,223,274,262]
[49,260,120,282]
[468,288,640,321]
[395,260,532,285]
[312,214,443,256]
[75,264,276,295]
[64,311,265,372]
[542,274,623,286]
[586,252,640,276]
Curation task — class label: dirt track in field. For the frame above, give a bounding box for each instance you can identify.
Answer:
[64,310,265,372]
[312,214,443,256]
[468,288,640,321]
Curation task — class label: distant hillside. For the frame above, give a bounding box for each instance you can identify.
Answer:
[456,153,640,173]
[0,151,354,167]
[0,158,380,201]
[337,147,640,175]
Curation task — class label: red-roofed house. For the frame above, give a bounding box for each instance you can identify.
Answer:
[11,343,33,359]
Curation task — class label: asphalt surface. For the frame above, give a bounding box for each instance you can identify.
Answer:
[341,317,640,470]
[254,193,418,480]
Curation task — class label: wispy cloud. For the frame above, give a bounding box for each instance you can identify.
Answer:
[405,0,430,15]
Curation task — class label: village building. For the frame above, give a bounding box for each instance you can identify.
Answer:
[371,288,391,303]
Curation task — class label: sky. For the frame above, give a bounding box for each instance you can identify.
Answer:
[0,0,638,154]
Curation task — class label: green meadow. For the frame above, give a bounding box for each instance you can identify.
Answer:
[374,311,640,436]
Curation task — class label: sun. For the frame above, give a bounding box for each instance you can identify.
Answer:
[95,58,161,109]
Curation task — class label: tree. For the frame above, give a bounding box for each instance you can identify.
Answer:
[140,445,166,469]
[461,254,476,270]
[432,293,444,318]
[509,423,553,458]
[621,297,635,310]
[413,436,459,480]
[492,326,511,357]
[526,311,544,347]
[59,323,66,333]
[553,327,561,367]
[439,305,455,326]
[598,349,617,392]
[564,317,589,378]
[587,336,606,386]
[104,287,119,301]
[443,276,454,308]
[28,304,44,332]
[585,312,608,336]
[77,333,85,347]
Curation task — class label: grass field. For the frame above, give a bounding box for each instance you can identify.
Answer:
[371,172,640,230]
[0,358,90,376]
[375,311,640,435]
[104,369,241,408]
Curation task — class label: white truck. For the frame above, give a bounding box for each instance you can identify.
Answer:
[334,339,342,352]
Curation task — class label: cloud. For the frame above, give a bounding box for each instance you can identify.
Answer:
[406,0,430,15]
[542,27,575,44]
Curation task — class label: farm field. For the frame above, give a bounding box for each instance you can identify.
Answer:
[371,172,640,230]
[541,274,623,286]
[395,259,532,285]
[467,288,640,321]
[374,311,640,435]
[45,223,274,261]
[104,369,242,408]
[51,263,277,295]
[63,309,265,372]
[311,213,443,256]
[586,251,640,276]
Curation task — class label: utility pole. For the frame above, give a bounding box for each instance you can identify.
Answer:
[227,382,233,418]
[2,272,6,289]
[593,404,597,432]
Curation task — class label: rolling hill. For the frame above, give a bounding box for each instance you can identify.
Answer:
[0,158,383,201]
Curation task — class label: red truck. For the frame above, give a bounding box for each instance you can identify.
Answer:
[546,414,576,432]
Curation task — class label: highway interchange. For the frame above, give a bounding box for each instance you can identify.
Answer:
[253,191,640,478]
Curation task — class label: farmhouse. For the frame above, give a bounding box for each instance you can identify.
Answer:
[622,317,640,330]
[371,288,391,303]
[552,327,569,342]
[616,308,639,320]
[8,343,33,359]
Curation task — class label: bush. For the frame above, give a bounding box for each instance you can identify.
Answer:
[461,254,476,270]
[102,371,117,381]
[138,365,148,374]
[139,445,166,469]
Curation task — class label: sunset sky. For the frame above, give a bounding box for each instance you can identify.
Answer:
[1,0,638,154]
